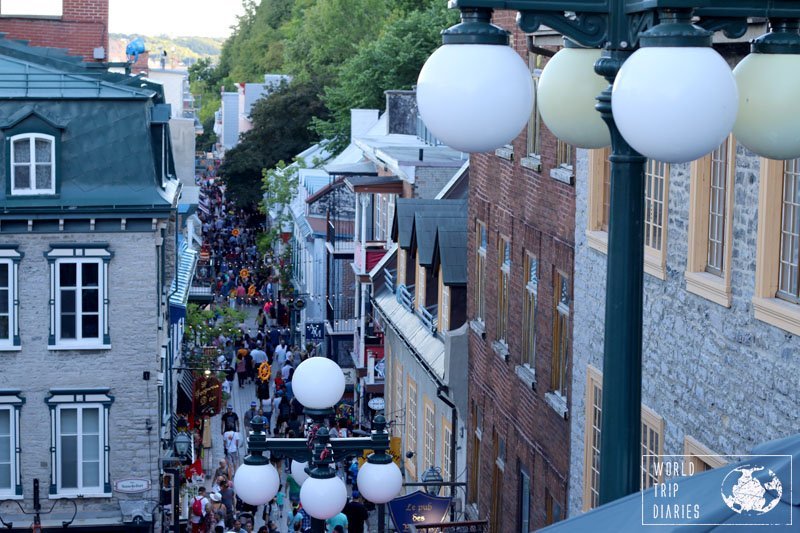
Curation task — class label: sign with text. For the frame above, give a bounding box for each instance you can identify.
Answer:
[113,478,151,493]
[193,376,221,418]
[305,321,325,343]
[388,490,451,532]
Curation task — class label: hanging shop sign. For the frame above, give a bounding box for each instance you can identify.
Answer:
[388,490,451,532]
[113,478,151,494]
[193,376,221,417]
[305,322,325,343]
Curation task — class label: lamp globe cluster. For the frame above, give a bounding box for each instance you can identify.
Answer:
[233,462,280,506]
[357,459,404,504]
[300,475,349,520]
[417,14,800,162]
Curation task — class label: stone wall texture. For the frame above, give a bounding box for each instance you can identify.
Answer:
[569,146,800,515]
[1,229,164,520]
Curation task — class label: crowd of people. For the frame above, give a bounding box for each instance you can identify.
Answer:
[186,178,371,533]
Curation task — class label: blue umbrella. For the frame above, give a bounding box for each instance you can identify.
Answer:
[540,434,799,531]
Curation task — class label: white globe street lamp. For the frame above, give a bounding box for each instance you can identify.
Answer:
[299,473,349,520]
[290,459,310,485]
[233,461,280,506]
[357,459,403,504]
[292,356,345,410]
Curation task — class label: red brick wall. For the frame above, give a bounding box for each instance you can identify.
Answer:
[466,10,574,531]
[0,0,109,60]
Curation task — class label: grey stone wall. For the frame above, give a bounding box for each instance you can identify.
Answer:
[414,167,463,199]
[569,147,799,515]
[1,230,164,521]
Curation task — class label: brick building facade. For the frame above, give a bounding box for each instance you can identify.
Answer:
[0,0,108,61]
[466,11,573,531]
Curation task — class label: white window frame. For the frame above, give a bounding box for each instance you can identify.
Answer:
[46,246,112,350]
[0,247,22,350]
[9,133,56,195]
[46,389,113,499]
[0,392,24,499]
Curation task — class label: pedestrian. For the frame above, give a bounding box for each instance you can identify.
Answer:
[206,492,226,532]
[244,401,259,432]
[325,511,348,532]
[276,485,285,517]
[236,356,247,388]
[223,428,241,466]
[219,479,235,527]
[343,493,370,533]
[214,459,233,482]
[281,360,293,382]
[221,405,239,435]
[190,487,209,533]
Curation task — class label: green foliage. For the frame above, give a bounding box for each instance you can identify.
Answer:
[313,2,458,148]
[218,81,328,207]
[110,33,224,63]
[185,304,246,347]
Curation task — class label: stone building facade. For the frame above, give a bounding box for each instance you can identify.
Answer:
[0,38,179,530]
[569,132,800,513]
[465,11,574,531]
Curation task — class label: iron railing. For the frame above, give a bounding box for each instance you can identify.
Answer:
[397,284,415,312]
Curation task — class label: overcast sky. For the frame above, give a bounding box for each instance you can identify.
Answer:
[109,0,246,38]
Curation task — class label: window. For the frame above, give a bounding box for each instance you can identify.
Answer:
[468,403,482,504]
[518,467,531,533]
[0,392,23,498]
[9,134,55,195]
[778,159,800,303]
[375,193,384,241]
[489,431,504,533]
[545,489,563,525]
[586,148,612,253]
[556,140,573,169]
[397,249,407,286]
[582,367,667,510]
[641,406,664,489]
[438,270,450,333]
[442,417,452,496]
[46,389,113,497]
[522,253,538,368]
[496,237,511,343]
[684,436,727,474]
[0,247,22,350]
[393,359,403,436]
[406,377,418,478]
[475,221,487,322]
[686,136,735,306]
[644,159,670,279]
[550,272,570,397]
[423,399,435,471]
[46,245,112,350]
[416,258,426,312]
[754,158,800,335]
[522,53,542,171]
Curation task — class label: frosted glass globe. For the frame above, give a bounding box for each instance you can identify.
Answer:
[612,47,738,163]
[357,461,403,504]
[299,475,348,519]
[538,47,610,148]
[417,44,533,153]
[290,460,310,486]
[233,463,280,506]
[733,52,800,160]
[292,357,345,409]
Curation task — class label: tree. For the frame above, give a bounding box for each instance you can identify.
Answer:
[312,2,458,148]
[218,80,328,207]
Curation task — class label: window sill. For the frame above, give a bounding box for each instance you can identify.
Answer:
[48,343,111,351]
[495,145,513,161]
[515,364,536,390]
[469,319,485,339]
[550,165,574,186]
[753,297,800,336]
[521,154,542,172]
[0,345,21,352]
[685,271,731,308]
[491,340,509,361]
[586,230,608,255]
[0,492,22,500]
[49,492,112,499]
[644,248,667,281]
[545,391,569,419]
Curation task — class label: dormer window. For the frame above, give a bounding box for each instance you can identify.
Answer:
[10,133,55,195]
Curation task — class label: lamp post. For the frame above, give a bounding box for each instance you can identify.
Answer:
[417,0,800,505]
[234,357,403,533]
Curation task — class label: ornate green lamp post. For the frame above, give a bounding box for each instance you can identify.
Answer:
[233,357,402,533]
[417,0,800,505]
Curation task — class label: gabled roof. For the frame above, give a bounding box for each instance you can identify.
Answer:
[392,199,440,249]
[0,105,67,129]
[306,176,346,205]
[434,224,467,286]
[414,201,465,267]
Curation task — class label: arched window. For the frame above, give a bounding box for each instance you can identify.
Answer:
[10,133,55,195]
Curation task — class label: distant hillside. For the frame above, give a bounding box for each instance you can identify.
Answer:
[109,34,224,66]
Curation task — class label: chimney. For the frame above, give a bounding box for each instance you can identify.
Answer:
[131,51,150,76]
[384,90,418,135]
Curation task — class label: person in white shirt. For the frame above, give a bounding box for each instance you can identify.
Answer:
[271,393,283,435]
[281,360,293,382]
[223,430,241,466]
[251,343,267,366]
[189,486,209,532]
[274,341,288,367]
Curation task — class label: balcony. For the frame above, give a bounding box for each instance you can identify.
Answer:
[354,241,388,275]
[397,284,415,312]
[417,305,438,334]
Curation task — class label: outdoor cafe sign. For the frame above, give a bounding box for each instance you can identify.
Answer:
[193,376,221,417]
[388,490,451,531]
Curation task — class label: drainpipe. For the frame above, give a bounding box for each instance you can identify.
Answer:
[437,385,458,522]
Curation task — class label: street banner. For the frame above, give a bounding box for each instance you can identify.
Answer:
[388,490,451,532]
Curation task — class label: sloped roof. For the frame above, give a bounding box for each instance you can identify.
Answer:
[434,224,467,286]
[414,201,466,267]
[392,199,440,249]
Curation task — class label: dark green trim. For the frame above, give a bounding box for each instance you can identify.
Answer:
[0,106,68,130]
[44,243,114,262]
[639,9,712,47]
[751,18,800,54]
[441,7,510,45]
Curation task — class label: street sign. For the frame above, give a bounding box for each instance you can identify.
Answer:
[388,490,451,531]
[305,322,324,342]
[368,397,386,411]
[113,478,151,494]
